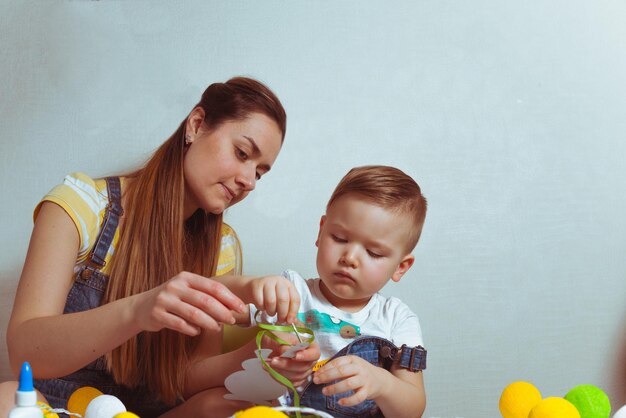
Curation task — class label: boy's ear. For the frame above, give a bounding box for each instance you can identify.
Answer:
[391,254,415,283]
[315,215,326,247]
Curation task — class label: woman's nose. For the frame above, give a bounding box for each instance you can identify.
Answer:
[236,167,256,191]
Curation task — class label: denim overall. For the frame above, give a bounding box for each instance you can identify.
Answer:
[299,336,427,418]
[34,177,171,418]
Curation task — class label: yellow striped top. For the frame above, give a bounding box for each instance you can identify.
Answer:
[35,172,240,277]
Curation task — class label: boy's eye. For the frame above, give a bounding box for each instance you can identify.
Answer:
[367,250,383,258]
[331,234,347,243]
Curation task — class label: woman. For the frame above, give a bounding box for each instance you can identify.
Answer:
[0,77,319,418]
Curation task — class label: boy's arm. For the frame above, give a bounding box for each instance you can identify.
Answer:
[376,365,425,418]
[313,355,426,418]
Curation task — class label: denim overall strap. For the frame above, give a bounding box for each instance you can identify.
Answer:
[379,343,427,372]
[65,176,123,359]
[87,177,123,268]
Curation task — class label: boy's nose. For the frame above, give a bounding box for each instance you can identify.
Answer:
[339,251,358,268]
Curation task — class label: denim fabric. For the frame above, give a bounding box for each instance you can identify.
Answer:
[33,177,171,418]
[299,336,426,418]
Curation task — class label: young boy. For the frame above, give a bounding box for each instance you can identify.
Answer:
[251,165,428,418]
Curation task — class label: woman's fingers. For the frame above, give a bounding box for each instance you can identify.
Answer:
[163,291,224,332]
[146,272,247,334]
[157,310,204,336]
[186,273,246,314]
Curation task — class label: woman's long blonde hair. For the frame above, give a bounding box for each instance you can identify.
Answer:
[104,77,286,405]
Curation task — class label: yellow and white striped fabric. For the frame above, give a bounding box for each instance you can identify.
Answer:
[34,172,240,277]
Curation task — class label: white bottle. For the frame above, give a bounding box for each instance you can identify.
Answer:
[8,362,43,418]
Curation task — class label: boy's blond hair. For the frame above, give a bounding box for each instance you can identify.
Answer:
[327,165,427,252]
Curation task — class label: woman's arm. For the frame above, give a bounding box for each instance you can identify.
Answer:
[7,202,143,377]
[7,202,245,379]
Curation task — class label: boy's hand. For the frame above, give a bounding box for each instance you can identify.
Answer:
[263,332,320,387]
[312,355,390,406]
[249,275,300,324]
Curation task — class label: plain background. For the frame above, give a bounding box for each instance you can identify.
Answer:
[1,1,625,417]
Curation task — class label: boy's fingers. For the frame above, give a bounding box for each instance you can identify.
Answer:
[314,356,358,383]
[287,285,300,323]
[337,386,368,406]
[275,283,290,322]
[270,357,313,373]
[263,284,277,316]
[294,343,321,362]
[252,285,264,311]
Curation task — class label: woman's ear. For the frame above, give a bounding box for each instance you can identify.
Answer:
[185,107,206,142]
[391,254,415,283]
[315,215,326,247]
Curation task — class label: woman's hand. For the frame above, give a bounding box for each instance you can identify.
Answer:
[133,271,247,336]
[248,275,300,324]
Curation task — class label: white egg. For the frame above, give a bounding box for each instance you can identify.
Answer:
[614,405,626,418]
[84,394,126,418]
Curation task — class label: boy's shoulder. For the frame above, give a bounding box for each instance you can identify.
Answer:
[370,292,418,320]
[281,269,318,296]
[370,293,424,347]
[281,269,305,282]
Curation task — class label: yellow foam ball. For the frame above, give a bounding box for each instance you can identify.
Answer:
[234,405,289,417]
[499,381,542,418]
[67,386,104,417]
[529,397,581,418]
[114,412,140,418]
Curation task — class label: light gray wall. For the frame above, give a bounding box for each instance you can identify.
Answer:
[1,1,625,417]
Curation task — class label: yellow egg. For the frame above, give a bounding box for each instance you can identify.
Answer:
[67,386,104,417]
[113,412,140,418]
[37,401,60,418]
[234,405,289,417]
[499,381,542,418]
[528,397,581,418]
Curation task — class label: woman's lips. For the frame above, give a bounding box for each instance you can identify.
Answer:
[221,184,235,201]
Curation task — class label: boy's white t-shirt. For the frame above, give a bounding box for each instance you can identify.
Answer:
[250,269,424,361]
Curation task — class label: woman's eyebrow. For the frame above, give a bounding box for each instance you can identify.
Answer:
[243,135,271,172]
